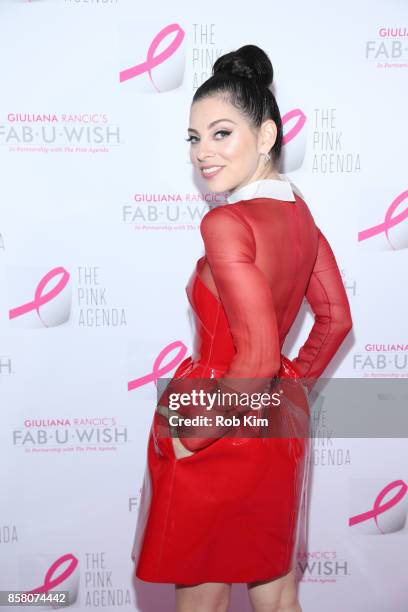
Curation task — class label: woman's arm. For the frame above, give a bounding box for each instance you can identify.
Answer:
[291,227,353,392]
[201,206,282,382]
[173,205,282,451]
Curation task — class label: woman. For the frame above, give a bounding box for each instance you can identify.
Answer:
[133,45,352,612]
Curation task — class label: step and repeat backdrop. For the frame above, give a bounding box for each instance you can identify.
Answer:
[0,1,407,611]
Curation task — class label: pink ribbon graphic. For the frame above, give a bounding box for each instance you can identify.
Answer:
[128,340,187,391]
[25,553,78,594]
[9,266,70,327]
[348,479,408,533]
[119,23,185,91]
[282,108,306,145]
[358,190,408,249]
[9,266,70,325]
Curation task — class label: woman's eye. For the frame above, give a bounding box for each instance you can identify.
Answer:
[214,130,231,139]
[184,130,231,144]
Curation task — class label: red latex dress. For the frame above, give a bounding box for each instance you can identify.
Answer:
[133,177,352,584]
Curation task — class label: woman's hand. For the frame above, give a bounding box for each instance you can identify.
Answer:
[155,403,196,460]
[171,436,195,459]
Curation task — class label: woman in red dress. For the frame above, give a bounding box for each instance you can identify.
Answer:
[132,45,352,611]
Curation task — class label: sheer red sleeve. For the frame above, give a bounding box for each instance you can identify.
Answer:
[291,227,353,391]
[174,206,282,452]
[201,205,281,382]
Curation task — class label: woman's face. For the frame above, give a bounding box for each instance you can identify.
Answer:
[187,95,276,194]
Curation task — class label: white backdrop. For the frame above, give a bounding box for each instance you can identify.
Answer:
[1,1,407,610]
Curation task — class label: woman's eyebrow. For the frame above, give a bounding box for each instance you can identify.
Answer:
[187,118,237,134]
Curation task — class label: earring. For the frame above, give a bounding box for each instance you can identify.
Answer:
[263,152,271,164]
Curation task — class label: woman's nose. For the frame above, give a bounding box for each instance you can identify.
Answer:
[196,140,215,162]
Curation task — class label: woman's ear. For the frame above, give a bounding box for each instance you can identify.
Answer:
[259,119,277,155]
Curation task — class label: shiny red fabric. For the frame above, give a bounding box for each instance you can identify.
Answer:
[133,192,352,584]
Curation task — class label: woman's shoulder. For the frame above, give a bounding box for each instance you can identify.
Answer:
[199,204,256,252]
[200,203,252,232]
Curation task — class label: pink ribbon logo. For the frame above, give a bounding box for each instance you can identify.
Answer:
[282,109,306,145]
[358,190,408,249]
[9,266,70,327]
[25,553,78,594]
[349,479,408,533]
[119,23,185,91]
[128,340,187,390]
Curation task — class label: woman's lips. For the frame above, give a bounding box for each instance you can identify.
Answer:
[201,166,224,179]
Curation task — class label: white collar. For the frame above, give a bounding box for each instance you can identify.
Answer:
[226,175,296,204]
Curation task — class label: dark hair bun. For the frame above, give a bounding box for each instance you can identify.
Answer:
[213,44,273,89]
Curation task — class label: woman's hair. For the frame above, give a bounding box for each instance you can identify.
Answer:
[192,44,283,166]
